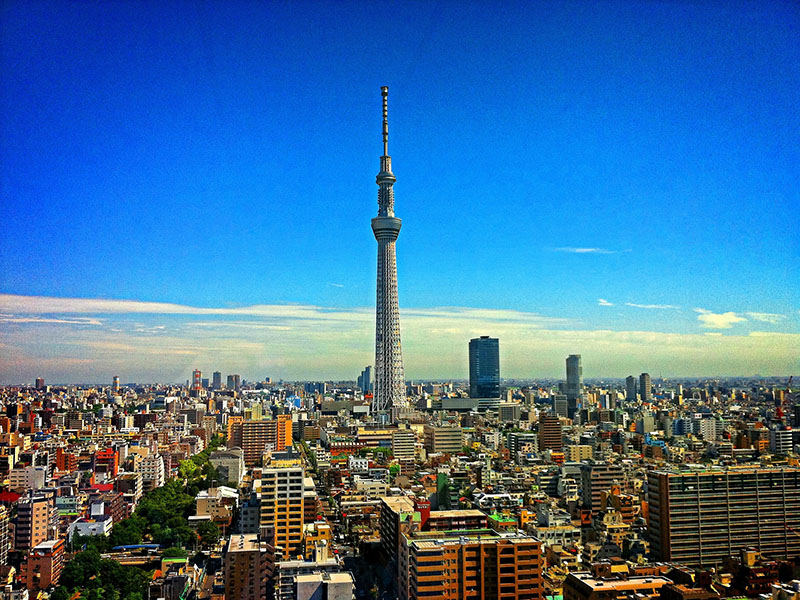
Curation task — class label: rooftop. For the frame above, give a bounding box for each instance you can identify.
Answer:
[429,509,486,519]
[227,534,261,553]
[380,496,415,513]
[412,531,539,549]
[567,573,673,591]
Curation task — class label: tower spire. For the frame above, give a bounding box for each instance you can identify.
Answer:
[381,86,389,156]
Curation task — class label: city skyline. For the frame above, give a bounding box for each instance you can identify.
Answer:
[1,1,798,382]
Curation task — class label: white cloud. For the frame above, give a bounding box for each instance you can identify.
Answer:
[327,283,345,288]
[0,315,103,326]
[624,303,681,310]
[597,299,614,306]
[1,294,798,383]
[695,308,747,329]
[0,294,573,328]
[745,312,785,324]
[0,293,369,322]
[552,247,626,254]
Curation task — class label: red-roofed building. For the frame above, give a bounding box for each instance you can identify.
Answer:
[0,491,22,506]
[95,448,119,478]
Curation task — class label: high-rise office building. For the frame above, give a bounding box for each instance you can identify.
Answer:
[625,375,637,402]
[212,371,222,390]
[565,354,583,400]
[770,427,793,454]
[647,467,800,565]
[391,430,415,460]
[423,425,464,454]
[639,373,652,402]
[553,394,569,418]
[469,336,500,399]
[372,87,406,415]
[35,378,45,390]
[111,376,120,392]
[260,458,305,560]
[357,366,373,393]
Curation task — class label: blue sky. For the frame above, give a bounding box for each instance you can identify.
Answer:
[1,0,798,383]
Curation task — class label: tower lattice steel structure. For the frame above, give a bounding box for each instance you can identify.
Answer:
[371,86,405,415]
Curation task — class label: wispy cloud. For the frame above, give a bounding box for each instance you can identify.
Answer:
[625,302,681,310]
[0,294,572,328]
[0,294,367,322]
[552,247,628,254]
[695,308,747,329]
[745,312,785,324]
[327,283,345,288]
[597,299,614,306]
[0,314,103,326]
[1,293,797,383]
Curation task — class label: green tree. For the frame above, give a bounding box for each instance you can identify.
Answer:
[51,587,71,600]
[60,548,103,590]
[196,521,220,548]
[179,459,201,480]
[72,532,111,553]
[108,517,145,547]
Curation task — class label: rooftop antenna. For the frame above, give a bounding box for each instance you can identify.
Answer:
[381,86,389,156]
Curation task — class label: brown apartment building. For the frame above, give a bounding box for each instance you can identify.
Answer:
[15,495,57,552]
[539,415,563,451]
[224,534,271,600]
[21,539,65,592]
[380,496,490,567]
[647,467,800,566]
[398,530,543,600]
[581,463,625,513]
[235,415,294,467]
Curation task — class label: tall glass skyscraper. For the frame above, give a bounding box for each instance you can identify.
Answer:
[565,354,583,401]
[625,375,637,401]
[469,336,500,399]
[639,372,652,402]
